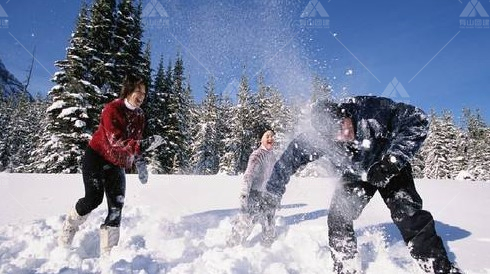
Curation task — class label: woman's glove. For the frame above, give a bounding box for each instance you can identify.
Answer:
[140,135,164,152]
[135,156,148,184]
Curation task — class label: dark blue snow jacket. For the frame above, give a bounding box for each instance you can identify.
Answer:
[266,96,429,196]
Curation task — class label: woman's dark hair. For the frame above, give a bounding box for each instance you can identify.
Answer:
[119,74,145,99]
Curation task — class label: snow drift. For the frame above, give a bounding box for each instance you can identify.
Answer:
[0,173,489,273]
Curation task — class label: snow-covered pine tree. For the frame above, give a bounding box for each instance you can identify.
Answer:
[191,76,220,174]
[0,98,11,171]
[452,122,468,179]
[141,42,152,90]
[185,78,200,172]
[36,81,95,173]
[155,61,175,173]
[6,96,48,172]
[88,0,117,100]
[479,128,490,181]
[421,110,459,179]
[169,55,193,174]
[234,73,255,174]
[462,108,490,181]
[144,56,167,173]
[254,74,294,152]
[58,2,102,132]
[30,3,99,173]
[442,111,461,178]
[113,0,145,88]
[217,91,236,175]
[410,150,425,179]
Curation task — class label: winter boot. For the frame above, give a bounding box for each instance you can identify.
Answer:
[417,257,464,274]
[227,214,254,247]
[59,207,88,247]
[260,212,277,247]
[260,227,276,247]
[100,225,120,256]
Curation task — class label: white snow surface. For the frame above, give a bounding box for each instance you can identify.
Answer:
[0,173,489,274]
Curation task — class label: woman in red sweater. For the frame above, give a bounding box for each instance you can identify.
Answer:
[59,75,160,255]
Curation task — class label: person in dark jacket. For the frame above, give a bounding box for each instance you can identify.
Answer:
[262,96,461,274]
[58,75,163,255]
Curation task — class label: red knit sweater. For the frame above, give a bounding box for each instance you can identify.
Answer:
[89,99,145,168]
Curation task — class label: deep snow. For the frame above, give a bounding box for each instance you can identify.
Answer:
[0,173,489,273]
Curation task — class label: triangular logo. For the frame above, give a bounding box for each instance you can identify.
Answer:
[0,4,8,17]
[382,77,410,99]
[460,0,489,17]
[301,0,329,18]
[142,0,168,18]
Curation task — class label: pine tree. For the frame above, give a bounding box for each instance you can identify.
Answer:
[234,73,255,174]
[169,55,193,174]
[30,3,98,173]
[88,0,117,99]
[254,75,294,151]
[141,42,152,90]
[410,150,425,179]
[0,98,11,171]
[29,0,149,173]
[9,96,48,172]
[217,92,236,174]
[191,76,220,174]
[479,128,490,181]
[183,79,198,173]
[157,61,175,173]
[462,108,489,180]
[144,56,166,173]
[421,110,459,179]
[113,0,145,88]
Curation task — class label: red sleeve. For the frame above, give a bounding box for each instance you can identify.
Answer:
[100,104,139,157]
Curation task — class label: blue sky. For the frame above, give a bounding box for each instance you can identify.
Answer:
[0,0,489,122]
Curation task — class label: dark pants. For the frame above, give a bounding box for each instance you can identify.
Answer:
[327,165,454,273]
[75,147,126,227]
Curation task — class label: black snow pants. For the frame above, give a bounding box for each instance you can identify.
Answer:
[75,147,126,227]
[327,164,455,273]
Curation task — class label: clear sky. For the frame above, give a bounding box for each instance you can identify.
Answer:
[0,0,489,122]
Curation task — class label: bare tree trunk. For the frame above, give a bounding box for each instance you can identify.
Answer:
[24,46,36,93]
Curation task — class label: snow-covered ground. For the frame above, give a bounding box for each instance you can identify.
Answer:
[0,173,489,274]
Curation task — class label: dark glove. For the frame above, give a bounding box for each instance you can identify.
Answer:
[140,135,164,152]
[135,156,148,184]
[367,155,400,188]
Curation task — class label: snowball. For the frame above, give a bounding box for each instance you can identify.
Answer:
[361,172,368,182]
[361,139,371,149]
